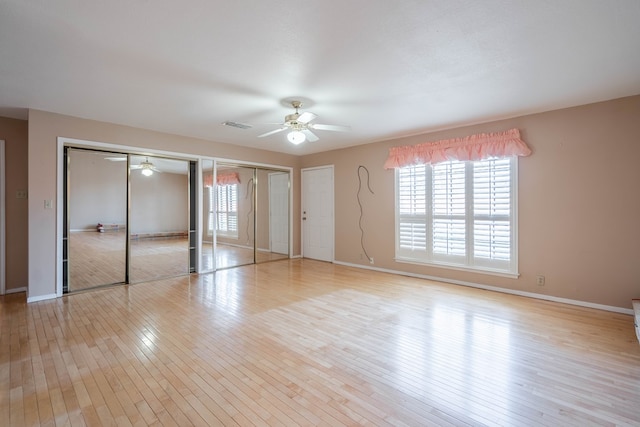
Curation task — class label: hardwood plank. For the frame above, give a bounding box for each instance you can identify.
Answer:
[2,260,639,426]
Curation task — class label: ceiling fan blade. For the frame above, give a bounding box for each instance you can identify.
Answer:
[105,156,127,161]
[130,165,143,170]
[310,123,351,132]
[303,129,319,142]
[151,167,162,173]
[297,112,317,124]
[258,127,287,138]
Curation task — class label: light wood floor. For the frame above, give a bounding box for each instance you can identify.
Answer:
[69,231,189,291]
[2,260,639,426]
[69,232,288,292]
[214,244,289,270]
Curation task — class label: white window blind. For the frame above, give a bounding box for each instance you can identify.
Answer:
[395,157,517,275]
[208,186,215,235]
[216,184,238,237]
[398,165,427,253]
[432,161,466,261]
[473,158,511,267]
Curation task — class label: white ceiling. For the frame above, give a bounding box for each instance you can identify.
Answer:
[1,1,639,155]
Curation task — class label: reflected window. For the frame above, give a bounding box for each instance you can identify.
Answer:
[216,184,238,237]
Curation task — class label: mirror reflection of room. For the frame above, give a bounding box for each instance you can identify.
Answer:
[201,159,215,272]
[129,155,190,283]
[67,149,127,291]
[66,150,192,292]
[213,164,290,270]
[214,165,255,269]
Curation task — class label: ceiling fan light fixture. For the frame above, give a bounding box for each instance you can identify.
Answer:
[287,130,306,145]
[141,167,153,176]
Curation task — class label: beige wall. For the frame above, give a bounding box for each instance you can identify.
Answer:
[130,171,189,234]
[216,166,256,247]
[0,116,29,292]
[300,95,640,310]
[20,96,640,308]
[68,149,128,230]
[27,109,301,299]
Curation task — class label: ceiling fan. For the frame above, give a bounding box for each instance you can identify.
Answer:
[131,157,161,176]
[105,156,161,176]
[258,101,350,144]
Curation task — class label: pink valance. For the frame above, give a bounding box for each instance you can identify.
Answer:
[203,172,241,187]
[384,128,532,169]
[216,172,240,186]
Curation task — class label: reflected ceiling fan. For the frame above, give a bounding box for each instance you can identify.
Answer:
[258,101,350,144]
[105,156,161,176]
[131,157,161,176]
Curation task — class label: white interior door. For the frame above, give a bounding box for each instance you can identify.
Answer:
[302,166,334,262]
[269,172,289,255]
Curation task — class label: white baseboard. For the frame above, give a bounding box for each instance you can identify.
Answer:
[5,286,27,294]
[334,261,634,316]
[218,242,253,250]
[27,293,58,303]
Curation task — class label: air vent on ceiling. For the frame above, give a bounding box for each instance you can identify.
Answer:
[222,121,252,130]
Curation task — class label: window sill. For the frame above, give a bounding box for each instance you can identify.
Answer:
[395,257,520,279]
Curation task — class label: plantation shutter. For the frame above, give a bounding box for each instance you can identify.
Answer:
[208,187,215,235]
[473,158,512,268]
[227,185,238,233]
[395,157,517,274]
[216,184,239,236]
[431,161,466,262]
[397,165,428,259]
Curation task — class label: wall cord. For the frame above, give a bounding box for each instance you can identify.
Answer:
[357,165,375,263]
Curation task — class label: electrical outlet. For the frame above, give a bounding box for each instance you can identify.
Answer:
[369,257,374,264]
[16,190,27,199]
[536,275,545,286]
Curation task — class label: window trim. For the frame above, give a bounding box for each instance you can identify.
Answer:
[394,157,519,278]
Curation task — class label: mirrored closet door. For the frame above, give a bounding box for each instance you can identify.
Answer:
[214,164,256,269]
[129,155,191,283]
[65,149,128,292]
[63,148,195,293]
[208,162,290,270]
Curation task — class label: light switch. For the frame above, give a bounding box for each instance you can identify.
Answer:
[44,200,52,209]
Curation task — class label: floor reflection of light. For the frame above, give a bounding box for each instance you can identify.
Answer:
[199,271,241,318]
[392,304,513,425]
[138,329,157,351]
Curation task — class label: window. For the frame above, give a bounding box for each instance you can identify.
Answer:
[396,157,517,275]
[207,186,215,236]
[215,184,238,237]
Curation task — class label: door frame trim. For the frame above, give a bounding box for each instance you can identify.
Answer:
[301,165,334,262]
[213,159,294,270]
[56,137,199,296]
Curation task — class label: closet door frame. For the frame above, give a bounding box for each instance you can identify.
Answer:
[56,137,198,296]
[211,159,294,271]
